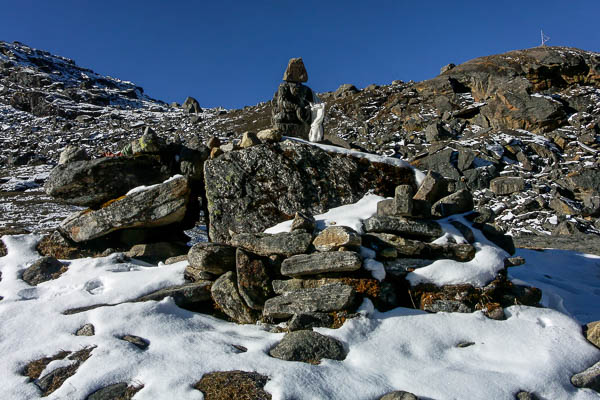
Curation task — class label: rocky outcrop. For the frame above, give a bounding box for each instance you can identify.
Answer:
[59,176,190,242]
[45,156,171,208]
[203,140,416,243]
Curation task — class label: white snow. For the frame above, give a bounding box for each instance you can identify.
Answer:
[1,203,600,399]
[284,137,426,186]
[265,193,386,235]
[126,175,184,196]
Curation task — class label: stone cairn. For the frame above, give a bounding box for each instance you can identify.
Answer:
[271,57,315,140]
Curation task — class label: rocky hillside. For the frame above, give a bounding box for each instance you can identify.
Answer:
[1,41,600,250]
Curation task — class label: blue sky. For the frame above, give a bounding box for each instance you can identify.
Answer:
[2,1,599,109]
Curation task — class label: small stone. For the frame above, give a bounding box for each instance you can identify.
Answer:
[75,324,95,336]
[22,256,67,286]
[413,171,448,204]
[585,321,600,348]
[393,185,414,216]
[490,176,525,196]
[126,242,187,264]
[269,330,347,364]
[184,266,215,282]
[87,382,143,400]
[283,58,308,83]
[281,251,362,277]
[312,226,361,252]
[571,360,600,392]
[183,96,202,114]
[431,189,474,217]
[516,391,539,400]
[377,199,395,217]
[379,391,418,400]
[165,254,188,265]
[121,334,149,350]
[383,259,434,279]
[188,242,237,275]
[256,128,282,143]
[211,271,257,324]
[288,313,334,331]
[240,131,260,148]
[135,281,212,307]
[290,211,316,232]
[504,256,526,267]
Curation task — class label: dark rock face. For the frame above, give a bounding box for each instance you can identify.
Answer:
[263,283,355,319]
[22,256,66,285]
[182,96,202,114]
[281,251,363,277]
[204,140,415,243]
[269,330,347,364]
[288,312,334,331]
[194,370,271,400]
[45,156,170,208]
[59,176,190,242]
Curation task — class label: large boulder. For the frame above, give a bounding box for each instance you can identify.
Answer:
[203,140,416,243]
[59,176,190,242]
[45,156,170,208]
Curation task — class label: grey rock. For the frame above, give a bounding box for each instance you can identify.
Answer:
[188,242,236,275]
[312,226,361,252]
[425,121,452,142]
[288,313,334,331]
[75,324,95,336]
[457,150,475,171]
[193,370,271,400]
[450,220,475,243]
[204,140,415,243]
[126,242,187,264]
[240,131,260,148]
[431,189,474,217]
[281,251,362,277]
[504,256,526,267]
[283,58,308,83]
[440,63,456,74]
[334,84,359,98]
[516,392,539,400]
[135,281,212,307]
[379,391,419,400]
[377,199,395,217]
[272,278,348,294]
[86,383,137,400]
[363,216,443,241]
[394,185,414,216]
[183,96,202,114]
[236,249,272,310]
[364,233,475,262]
[472,222,515,255]
[130,128,163,155]
[271,82,314,139]
[490,176,525,195]
[290,211,316,232]
[571,360,600,392]
[585,321,600,349]
[269,330,347,364]
[59,176,190,242]
[121,334,149,350]
[211,271,257,324]
[263,283,356,319]
[22,256,66,285]
[463,165,499,191]
[230,231,312,257]
[184,266,215,282]
[58,145,89,165]
[165,254,188,265]
[256,128,282,143]
[45,155,170,208]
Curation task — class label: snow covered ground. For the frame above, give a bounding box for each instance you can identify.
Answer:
[1,202,600,399]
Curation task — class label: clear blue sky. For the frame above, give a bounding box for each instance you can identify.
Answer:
[2,1,599,109]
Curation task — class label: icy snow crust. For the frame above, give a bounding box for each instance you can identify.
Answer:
[1,235,599,399]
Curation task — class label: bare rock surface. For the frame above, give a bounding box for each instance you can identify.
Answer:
[281,251,363,277]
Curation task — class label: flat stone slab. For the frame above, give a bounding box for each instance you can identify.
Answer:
[262,283,356,319]
[230,231,312,257]
[59,176,190,242]
[363,216,443,241]
[281,251,362,277]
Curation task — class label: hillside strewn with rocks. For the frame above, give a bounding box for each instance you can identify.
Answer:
[1,41,600,399]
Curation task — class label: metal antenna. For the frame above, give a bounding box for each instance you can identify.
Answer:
[541,30,550,46]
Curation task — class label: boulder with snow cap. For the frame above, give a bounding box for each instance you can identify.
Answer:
[59,176,190,242]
